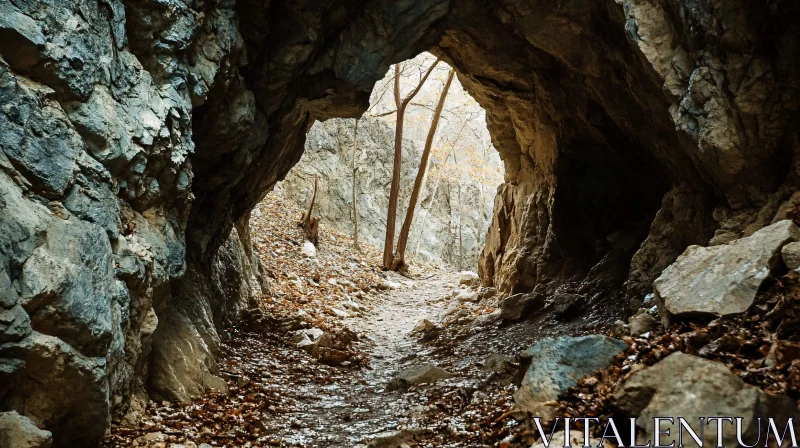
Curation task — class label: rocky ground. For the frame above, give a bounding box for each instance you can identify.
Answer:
[99,194,800,448]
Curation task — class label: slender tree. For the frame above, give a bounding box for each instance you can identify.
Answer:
[391,69,455,270]
[352,118,360,250]
[383,58,440,269]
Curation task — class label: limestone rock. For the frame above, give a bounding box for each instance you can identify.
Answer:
[514,335,627,419]
[456,290,479,303]
[300,241,317,258]
[614,352,797,447]
[628,311,659,336]
[0,305,31,343]
[412,319,437,333]
[480,353,516,375]
[368,429,422,447]
[387,364,453,391]
[654,220,800,325]
[459,271,479,286]
[499,293,537,322]
[0,411,52,448]
[477,287,497,301]
[782,242,800,270]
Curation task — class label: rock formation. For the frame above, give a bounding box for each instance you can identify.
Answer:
[0,0,798,445]
[278,117,494,267]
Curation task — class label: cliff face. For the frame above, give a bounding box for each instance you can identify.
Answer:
[0,0,798,445]
[279,117,496,268]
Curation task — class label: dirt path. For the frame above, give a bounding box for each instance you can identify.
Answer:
[260,271,459,447]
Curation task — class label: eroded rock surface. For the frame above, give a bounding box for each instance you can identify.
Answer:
[655,220,800,324]
[514,335,627,420]
[614,352,797,447]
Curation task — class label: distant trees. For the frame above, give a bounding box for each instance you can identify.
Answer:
[363,52,502,270]
[390,69,455,270]
[382,58,441,270]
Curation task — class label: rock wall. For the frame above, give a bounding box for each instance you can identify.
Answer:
[1,0,799,445]
[279,117,494,267]
[0,0,265,445]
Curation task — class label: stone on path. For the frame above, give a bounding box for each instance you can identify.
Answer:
[458,271,478,286]
[614,352,797,447]
[387,364,453,391]
[456,290,479,303]
[499,293,537,321]
[654,219,800,325]
[0,411,52,448]
[368,428,422,447]
[628,311,659,336]
[412,319,437,333]
[782,241,800,270]
[300,241,317,258]
[513,335,627,420]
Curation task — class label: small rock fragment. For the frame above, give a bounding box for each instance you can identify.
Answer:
[387,364,453,390]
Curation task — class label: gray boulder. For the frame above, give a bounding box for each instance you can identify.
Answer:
[782,241,800,270]
[614,352,797,447]
[0,411,52,448]
[654,220,800,325]
[499,293,537,321]
[513,335,627,419]
[0,305,31,343]
[387,364,453,391]
[628,311,659,336]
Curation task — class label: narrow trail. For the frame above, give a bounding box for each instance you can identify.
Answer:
[260,271,459,447]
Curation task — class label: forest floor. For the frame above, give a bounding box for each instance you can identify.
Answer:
[102,191,800,448]
[103,190,541,448]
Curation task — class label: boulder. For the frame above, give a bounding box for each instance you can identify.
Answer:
[654,220,800,325]
[387,364,453,390]
[0,411,52,448]
[412,319,437,333]
[481,353,516,375]
[289,328,326,350]
[548,292,586,319]
[614,352,797,447]
[456,290,479,303]
[514,335,627,419]
[782,241,800,270]
[628,311,659,336]
[458,271,478,286]
[477,287,497,301]
[499,293,537,321]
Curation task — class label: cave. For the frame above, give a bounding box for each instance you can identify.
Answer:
[1,0,799,446]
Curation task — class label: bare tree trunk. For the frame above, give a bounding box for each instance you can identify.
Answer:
[383,58,440,269]
[299,174,320,245]
[352,118,360,250]
[391,69,455,270]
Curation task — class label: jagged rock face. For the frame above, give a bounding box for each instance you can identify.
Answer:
[279,117,495,267]
[1,0,799,445]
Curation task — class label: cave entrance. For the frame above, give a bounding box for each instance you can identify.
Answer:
[270,52,503,272]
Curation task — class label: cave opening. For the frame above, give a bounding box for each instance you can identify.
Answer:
[268,52,504,272]
[7,1,800,446]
